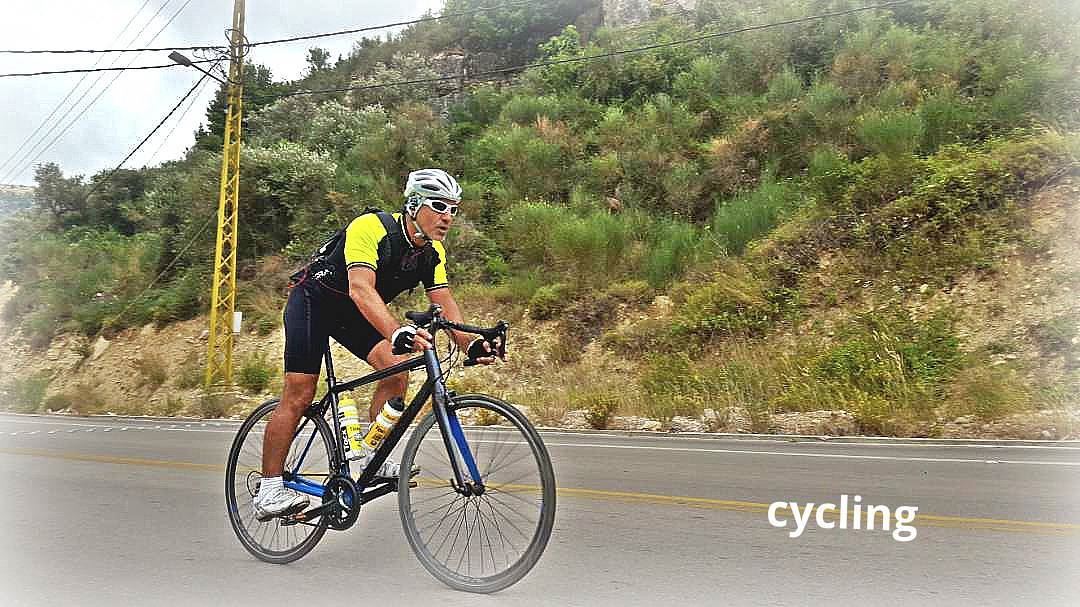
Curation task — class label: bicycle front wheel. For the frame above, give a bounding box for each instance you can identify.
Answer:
[225,399,335,564]
[398,393,556,593]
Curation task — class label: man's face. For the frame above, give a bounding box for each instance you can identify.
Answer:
[416,199,457,241]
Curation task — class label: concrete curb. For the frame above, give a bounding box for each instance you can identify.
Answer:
[8,412,1077,447]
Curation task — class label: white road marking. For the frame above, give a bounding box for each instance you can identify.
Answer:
[2,415,1080,466]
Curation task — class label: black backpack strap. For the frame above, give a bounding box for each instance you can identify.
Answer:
[373,210,406,263]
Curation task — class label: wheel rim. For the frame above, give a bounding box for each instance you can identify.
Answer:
[402,399,553,587]
[227,405,333,558]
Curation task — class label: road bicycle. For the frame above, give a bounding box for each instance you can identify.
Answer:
[225,305,556,593]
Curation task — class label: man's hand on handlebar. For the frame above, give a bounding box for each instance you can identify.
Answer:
[391,325,434,355]
[465,337,501,366]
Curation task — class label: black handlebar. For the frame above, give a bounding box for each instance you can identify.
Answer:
[404,304,508,364]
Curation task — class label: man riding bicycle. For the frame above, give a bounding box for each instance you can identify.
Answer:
[254,168,499,521]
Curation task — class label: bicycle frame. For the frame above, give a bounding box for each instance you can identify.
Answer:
[282,342,483,507]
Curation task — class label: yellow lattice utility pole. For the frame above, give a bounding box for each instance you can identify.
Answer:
[205,0,246,388]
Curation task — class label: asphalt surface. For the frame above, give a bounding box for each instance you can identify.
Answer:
[1,412,1078,606]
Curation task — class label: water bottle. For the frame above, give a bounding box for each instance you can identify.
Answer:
[359,396,406,455]
[337,397,365,461]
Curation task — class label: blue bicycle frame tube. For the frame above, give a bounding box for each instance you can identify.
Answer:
[284,476,326,498]
[424,349,483,486]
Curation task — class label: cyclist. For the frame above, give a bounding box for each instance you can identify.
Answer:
[254,168,500,521]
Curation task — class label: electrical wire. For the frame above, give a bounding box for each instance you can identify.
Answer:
[141,72,215,167]
[102,211,217,331]
[245,0,537,48]
[0,0,156,178]
[256,0,912,101]
[0,58,220,78]
[1,0,198,184]
[0,0,539,55]
[83,69,213,201]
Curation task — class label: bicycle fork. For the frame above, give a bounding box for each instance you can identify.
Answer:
[425,349,485,496]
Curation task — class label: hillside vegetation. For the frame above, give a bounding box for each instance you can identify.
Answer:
[2,0,1079,436]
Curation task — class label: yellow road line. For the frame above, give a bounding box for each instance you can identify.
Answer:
[0,447,224,472]
[4,447,1077,535]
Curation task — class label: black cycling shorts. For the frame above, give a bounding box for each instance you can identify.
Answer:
[283,281,384,374]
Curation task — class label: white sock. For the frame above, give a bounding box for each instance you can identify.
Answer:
[258,476,282,500]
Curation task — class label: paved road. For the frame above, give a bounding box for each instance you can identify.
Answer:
[1,413,1078,606]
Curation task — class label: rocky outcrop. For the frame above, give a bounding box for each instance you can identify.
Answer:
[602,0,650,28]
[769,410,859,436]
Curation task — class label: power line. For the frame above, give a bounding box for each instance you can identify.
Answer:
[0,58,220,78]
[1,0,197,185]
[103,211,217,331]
[259,0,912,101]
[245,0,537,48]
[83,69,214,201]
[142,74,215,166]
[1,0,184,184]
[0,44,225,55]
[0,0,156,178]
[0,0,539,55]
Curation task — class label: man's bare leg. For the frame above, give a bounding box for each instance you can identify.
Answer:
[262,372,318,476]
[365,340,410,421]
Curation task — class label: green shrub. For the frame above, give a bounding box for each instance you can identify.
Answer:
[549,212,632,287]
[766,67,803,104]
[712,176,801,255]
[528,283,574,320]
[491,271,544,305]
[498,202,573,267]
[803,79,849,132]
[499,95,561,125]
[946,366,1031,420]
[571,391,620,429]
[639,217,708,285]
[919,87,976,153]
[808,147,855,203]
[3,370,52,413]
[238,352,276,394]
[856,110,924,157]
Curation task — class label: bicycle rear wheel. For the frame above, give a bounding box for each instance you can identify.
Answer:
[398,393,556,593]
[225,399,334,564]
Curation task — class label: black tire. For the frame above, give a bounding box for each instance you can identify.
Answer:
[225,398,335,564]
[398,393,556,593]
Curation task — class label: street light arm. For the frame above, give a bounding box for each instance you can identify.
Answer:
[169,51,228,85]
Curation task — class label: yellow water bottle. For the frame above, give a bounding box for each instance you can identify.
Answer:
[360,396,406,454]
[337,397,365,461]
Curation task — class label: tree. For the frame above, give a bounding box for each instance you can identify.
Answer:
[196,62,284,151]
[32,163,87,229]
[306,47,331,73]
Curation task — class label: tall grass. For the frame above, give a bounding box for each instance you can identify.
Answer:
[856,110,924,157]
[712,176,801,255]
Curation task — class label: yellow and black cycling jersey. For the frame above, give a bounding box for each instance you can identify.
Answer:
[297,210,448,302]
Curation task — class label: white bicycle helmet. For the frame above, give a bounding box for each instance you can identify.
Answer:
[403,168,462,218]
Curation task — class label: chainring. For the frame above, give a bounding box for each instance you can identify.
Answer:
[324,475,360,531]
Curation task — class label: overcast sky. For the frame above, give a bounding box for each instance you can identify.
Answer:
[0,0,444,186]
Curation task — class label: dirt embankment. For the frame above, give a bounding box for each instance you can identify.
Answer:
[2,178,1078,439]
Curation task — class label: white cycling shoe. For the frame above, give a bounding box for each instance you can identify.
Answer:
[253,486,310,522]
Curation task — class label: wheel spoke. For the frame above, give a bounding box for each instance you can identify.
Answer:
[399,398,554,591]
[226,403,331,563]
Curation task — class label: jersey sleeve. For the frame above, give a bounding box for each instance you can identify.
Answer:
[343,214,386,272]
[424,240,449,291]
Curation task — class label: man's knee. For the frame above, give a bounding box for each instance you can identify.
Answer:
[281,373,318,410]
